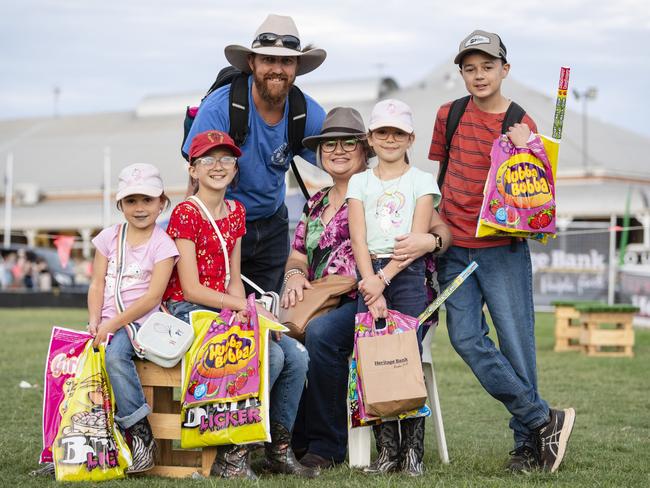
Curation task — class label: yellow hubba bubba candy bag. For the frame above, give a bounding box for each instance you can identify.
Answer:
[180,296,287,448]
[53,341,132,481]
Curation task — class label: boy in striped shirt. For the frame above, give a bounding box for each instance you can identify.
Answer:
[428,30,575,473]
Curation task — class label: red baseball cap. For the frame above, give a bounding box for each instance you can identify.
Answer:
[189,130,243,160]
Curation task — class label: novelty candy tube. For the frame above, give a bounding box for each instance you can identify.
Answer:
[418,261,478,324]
[552,67,571,140]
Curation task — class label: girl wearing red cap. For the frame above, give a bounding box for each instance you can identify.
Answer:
[163,130,317,480]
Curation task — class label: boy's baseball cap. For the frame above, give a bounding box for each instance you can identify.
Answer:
[368,99,414,134]
[454,30,507,65]
[189,130,243,161]
[115,163,164,201]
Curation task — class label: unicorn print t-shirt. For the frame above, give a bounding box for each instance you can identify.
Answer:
[347,166,440,254]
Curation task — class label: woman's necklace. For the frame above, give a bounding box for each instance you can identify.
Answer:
[376,165,408,195]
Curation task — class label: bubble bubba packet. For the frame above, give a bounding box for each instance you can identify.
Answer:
[348,310,430,428]
[180,296,287,448]
[40,327,93,464]
[476,134,558,243]
[52,341,132,481]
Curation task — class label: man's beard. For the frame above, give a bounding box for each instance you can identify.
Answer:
[253,72,292,106]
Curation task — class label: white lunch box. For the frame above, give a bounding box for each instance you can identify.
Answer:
[136,312,194,368]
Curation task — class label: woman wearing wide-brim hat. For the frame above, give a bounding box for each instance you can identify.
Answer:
[280,107,370,469]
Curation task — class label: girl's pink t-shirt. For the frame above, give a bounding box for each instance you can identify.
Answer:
[92,224,179,324]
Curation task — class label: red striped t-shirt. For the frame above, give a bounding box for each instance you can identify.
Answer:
[428,98,537,249]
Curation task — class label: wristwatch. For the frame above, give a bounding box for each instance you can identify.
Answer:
[431,233,443,254]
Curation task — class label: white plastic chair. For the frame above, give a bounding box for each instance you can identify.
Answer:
[348,326,450,466]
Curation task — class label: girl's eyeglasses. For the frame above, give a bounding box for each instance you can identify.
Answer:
[254,33,301,51]
[195,156,237,169]
[321,139,359,153]
[371,128,410,142]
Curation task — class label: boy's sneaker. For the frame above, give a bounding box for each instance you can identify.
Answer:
[126,418,156,474]
[506,445,538,473]
[536,408,576,473]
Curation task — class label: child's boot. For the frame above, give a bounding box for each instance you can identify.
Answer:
[400,417,425,476]
[126,417,156,473]
[363,421,400,474]
[210,444,257,480]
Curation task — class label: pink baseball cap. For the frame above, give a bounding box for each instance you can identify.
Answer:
[115,163,164,201]
[368,99,414,134]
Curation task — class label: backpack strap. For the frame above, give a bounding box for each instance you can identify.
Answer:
[228,73,250,147]
[287,85,311,201]
[501,101,526,134]
[437,95,471,188]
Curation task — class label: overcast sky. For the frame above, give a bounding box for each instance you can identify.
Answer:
[1,0,649,137]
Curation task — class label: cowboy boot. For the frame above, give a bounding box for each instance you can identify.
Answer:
[400,417,425,476]
[363,421,401,474]
[264,422,320,478]
[126,417,156,473]
[209,444,257,480]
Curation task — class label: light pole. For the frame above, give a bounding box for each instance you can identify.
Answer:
[572,87,597,173]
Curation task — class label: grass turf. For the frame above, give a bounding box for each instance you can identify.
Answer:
[1,308,649,487]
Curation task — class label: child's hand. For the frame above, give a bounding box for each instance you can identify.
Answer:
[255,303,278,323]
[369,295,387,321]
[506,123,531,148]
[359,274,385,306]
[92,322,112,348]
[87,321,99,335]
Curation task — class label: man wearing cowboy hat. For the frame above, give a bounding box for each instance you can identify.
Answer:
[183,14,327,297]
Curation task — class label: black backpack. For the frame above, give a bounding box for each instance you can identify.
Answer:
[182,66,311,200]
[437,95,526,188]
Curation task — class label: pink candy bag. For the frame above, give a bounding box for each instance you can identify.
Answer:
[40,327,93,464]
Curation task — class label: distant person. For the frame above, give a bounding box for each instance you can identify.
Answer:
[347,99,443,476]
[87,163,178,473]
[164,130,317,480]
[183,14,327,295]
[428,30,575,473]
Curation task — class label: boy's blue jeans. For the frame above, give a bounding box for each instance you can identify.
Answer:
[166,300,309,431]
[105,326,151,429]
[437,243,550,449]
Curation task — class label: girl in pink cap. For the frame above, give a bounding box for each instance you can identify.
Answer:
[87,163,178,473]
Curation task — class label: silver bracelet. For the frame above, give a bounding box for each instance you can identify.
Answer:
[377,268,391,286]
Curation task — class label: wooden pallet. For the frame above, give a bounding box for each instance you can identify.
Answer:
[554,305,582,352]
[580,312,635,358]
[135,361,216,478]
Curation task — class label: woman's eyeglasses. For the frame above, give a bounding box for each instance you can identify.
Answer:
[321,139,359,153]
[254,33,301,51]
[371,128,410,142]
[195,156,237,169]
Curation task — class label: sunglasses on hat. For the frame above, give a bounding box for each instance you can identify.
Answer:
[254,32,301,51]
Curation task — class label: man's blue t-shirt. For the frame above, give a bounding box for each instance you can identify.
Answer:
[183,76,326,221]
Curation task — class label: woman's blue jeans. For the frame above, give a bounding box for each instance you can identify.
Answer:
[166,300,309,431]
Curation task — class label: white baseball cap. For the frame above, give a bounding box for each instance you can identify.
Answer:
[368,99,414,134]
[115,163,164,201]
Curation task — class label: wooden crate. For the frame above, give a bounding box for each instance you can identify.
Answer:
[553,305,582,352]
[135,361,216,478]
[579,312,635,358]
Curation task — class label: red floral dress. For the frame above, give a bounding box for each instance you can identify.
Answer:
[163,199,246,301]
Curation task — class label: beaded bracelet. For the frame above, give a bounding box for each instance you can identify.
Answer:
[377,268,391,286]
[283,268,306,285]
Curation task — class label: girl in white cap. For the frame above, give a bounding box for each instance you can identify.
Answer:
[87,163,178,473]
[347,99,442,476]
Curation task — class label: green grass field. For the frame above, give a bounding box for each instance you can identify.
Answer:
[1,308,649,487]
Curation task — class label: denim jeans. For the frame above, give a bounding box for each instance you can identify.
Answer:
[293,298,357,463]
[166,300,309,431]
[437,243,550,448]
[105,326,151,429]
[357,257,428,348]
[241,203,290,295]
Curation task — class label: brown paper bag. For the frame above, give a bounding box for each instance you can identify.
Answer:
[357,328,427,418]
[279,275,357,342]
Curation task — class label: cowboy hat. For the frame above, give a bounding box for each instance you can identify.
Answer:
[224,14,326,76]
